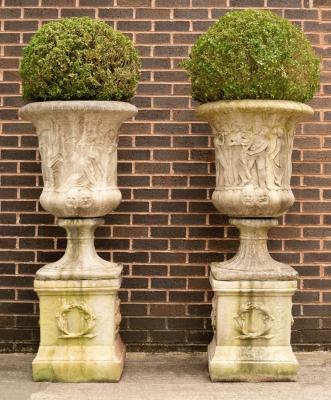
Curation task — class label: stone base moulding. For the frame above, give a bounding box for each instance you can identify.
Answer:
[33,279,124,382]
[208,279,298,382]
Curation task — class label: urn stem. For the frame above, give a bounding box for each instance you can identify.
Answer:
[60,218,103,260]
[211,218,298,281]
[36,218,122,281]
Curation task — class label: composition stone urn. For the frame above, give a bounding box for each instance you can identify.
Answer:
[19,101,137,382]
[197,100,313,381]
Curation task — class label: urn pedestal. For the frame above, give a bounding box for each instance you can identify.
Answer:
[19,101,137,382]
[208,278,298,382]
[33,277,124,382]
[196,100,313,382]
[208,218,298,382]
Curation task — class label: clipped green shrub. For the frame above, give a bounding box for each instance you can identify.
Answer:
[20,17,141,101]
[182,9,320,103]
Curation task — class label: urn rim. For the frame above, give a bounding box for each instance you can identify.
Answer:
[196,99,314,121]
[19,100,138,119]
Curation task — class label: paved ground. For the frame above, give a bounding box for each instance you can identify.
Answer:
[0,352,330,400]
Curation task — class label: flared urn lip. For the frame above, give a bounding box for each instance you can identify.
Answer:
[19,100,138,120]
[196,99,314,121]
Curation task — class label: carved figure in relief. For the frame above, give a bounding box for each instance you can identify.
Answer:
[214,132,234,187]
[228,129,251,186]
[80,119,108,185]
[105,129,118,186]
[65,124,118,191]
[39,117,120,212]
[246,132,269,188]
[268,127,285,188]
[84,150,106,185]
[106,142,118,186]
[39,119,64,189]
[212,118,295,193]
[281,129,292,187]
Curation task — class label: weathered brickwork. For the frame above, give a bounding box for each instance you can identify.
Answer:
[0,0,330,352]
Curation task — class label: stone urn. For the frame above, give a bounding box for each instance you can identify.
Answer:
[197,100,312,218]
[197,100,313,382]
[19,101,137,281]
[19,101,136,218]
[19,101,137,382]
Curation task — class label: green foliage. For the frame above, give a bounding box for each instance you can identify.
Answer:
[20,17,141,101]
[182,10,320,103]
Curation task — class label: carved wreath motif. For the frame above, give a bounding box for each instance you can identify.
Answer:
[56,302,96,339]
[234,302,275,340]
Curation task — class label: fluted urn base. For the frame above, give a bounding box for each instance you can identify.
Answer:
[209,218,298,382]
[211,218,297,281]
[36,218,122,280]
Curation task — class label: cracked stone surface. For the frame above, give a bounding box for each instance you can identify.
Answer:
[0,352,330,400]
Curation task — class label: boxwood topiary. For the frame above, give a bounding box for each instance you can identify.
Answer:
[20,17,141,101]
[182,9,320,103]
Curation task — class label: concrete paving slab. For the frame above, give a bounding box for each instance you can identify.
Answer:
[0,352,330,400]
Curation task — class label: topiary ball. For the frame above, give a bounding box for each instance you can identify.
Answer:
[182,10,320,103]
[20,17,141,101]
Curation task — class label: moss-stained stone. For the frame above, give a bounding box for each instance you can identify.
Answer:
[33,279,125,382]
[208,278,298,382]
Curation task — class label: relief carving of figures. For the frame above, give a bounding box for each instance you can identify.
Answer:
[39,114,119,196]
[267,123,294,189]
[198,101,313,217]
[213,123,251,188]
[212,117,294,192]
[214,136,234,187]
[38,113,120,214]
[20,101,137,217]
[63,117,112,189]
[38,117,64,189]
[228,129,252,186]
[245,131,269,189]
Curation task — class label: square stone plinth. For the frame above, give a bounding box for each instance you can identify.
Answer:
[208,278,298,382]
[33,279,125,382]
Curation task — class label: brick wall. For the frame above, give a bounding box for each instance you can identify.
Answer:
[0,0,330,352]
